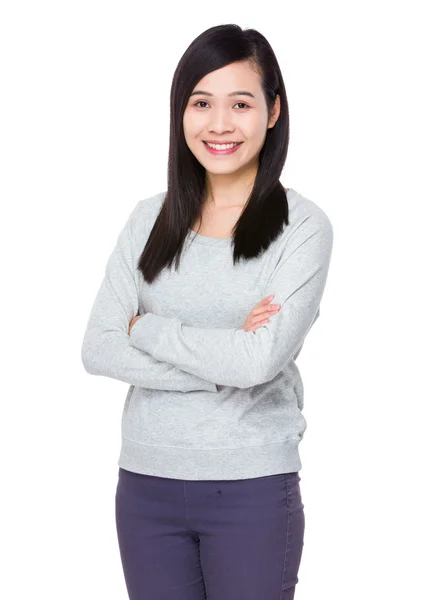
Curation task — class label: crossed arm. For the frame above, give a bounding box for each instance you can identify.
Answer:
[80,202,218,393]
[127,214,333,389]
[82,203,333,391]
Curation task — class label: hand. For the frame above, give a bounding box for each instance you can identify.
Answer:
[242,294,281,333]
[128,315,142,336]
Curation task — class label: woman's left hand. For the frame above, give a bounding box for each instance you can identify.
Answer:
[128,315,142,336]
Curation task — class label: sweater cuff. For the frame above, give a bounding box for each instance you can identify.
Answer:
[128,312,167,355]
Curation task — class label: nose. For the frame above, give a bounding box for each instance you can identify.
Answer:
[207,107,235,134]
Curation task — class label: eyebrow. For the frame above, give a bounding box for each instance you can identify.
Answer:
[190,90,256,99]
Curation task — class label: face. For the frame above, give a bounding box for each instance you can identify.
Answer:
[182,61,280,178]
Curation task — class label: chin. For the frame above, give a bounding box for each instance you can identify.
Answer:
[204,165,243,176]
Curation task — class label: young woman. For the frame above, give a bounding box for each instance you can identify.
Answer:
[81,23,334,600]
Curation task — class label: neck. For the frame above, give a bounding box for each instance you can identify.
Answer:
[204,163,257,209]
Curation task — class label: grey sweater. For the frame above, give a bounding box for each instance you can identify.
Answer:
[81,188,334,480]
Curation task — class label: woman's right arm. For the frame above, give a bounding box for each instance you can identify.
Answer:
[81,201,218,393]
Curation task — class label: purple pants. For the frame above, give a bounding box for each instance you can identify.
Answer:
[115,467,305,600]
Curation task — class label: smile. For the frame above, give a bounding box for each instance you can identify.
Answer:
[203,141,243,155]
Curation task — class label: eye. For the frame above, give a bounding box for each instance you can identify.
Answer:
[193,101,250,109]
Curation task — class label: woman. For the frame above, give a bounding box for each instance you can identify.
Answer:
[81,23,334,600]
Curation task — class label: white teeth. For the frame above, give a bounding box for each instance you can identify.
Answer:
[205,142,240,150]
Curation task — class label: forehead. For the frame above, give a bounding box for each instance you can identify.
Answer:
[193,62,261,94]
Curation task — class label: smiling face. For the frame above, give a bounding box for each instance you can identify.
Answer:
[182,61,280,179]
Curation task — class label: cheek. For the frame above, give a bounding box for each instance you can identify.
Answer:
[183,111,205,136]
[182,116,192,138]
[239,115,267,140]
[183,112,195,136]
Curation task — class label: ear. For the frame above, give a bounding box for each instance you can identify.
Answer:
[268,94,281,129]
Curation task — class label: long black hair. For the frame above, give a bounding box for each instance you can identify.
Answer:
[138,24,290,284]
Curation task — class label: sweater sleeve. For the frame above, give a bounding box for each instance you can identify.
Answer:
[80,202,218,393]
[128,213,333,388]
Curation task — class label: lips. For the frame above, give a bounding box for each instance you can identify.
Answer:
[202,141,243,156]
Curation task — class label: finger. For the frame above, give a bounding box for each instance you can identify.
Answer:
[251,314,271,326]
[258,294,274,306]
[251,305,280,318]
[252,318,269,331]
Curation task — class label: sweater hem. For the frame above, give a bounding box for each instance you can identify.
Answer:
[117,436,303,480]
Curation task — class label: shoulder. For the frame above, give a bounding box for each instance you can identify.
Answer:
[286,188,333,238]
[274,188,334,263]
[133,190,166,222]
[127,190,166,237]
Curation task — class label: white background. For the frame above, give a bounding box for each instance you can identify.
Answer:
[1,1,432,599]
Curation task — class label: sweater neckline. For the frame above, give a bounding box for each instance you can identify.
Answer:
[187,188,295,247]
[186,229,233,247]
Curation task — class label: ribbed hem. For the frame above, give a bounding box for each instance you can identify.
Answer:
[118,436,302,480]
